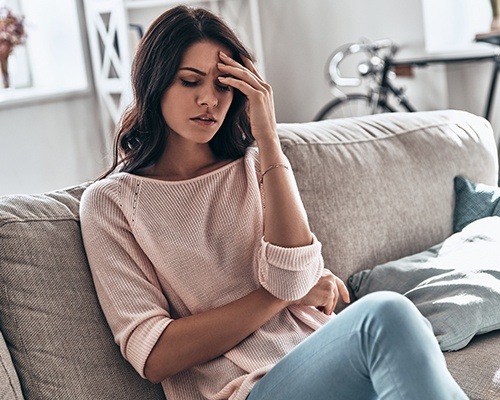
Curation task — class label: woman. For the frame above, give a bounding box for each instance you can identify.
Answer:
[80,6,468,400]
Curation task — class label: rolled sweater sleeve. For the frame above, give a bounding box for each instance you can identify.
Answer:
[258,234,324,301]
[80,180,173,379]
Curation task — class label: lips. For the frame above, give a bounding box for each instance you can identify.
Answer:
[191,113,217,123]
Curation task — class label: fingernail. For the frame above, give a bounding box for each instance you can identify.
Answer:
[219,51,228,57]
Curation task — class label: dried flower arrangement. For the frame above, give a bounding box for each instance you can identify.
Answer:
[0,7,27,88]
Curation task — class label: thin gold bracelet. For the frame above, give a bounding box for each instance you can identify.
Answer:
[259,163,290,185]
[259,163,290,209]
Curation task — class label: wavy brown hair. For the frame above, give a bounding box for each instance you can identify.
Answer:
[101,5,254,178]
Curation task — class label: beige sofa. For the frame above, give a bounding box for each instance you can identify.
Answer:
[0,110,498,399]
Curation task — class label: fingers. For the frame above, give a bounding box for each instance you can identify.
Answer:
[318,272,350,315]
[324,282,338,315]
[241,55,264,80]
[337,277,351,304]
[218,51,268,94]
[295,271,350,316]
[219,51,259,78]
[217,75,258,98]
[313,271,337,315]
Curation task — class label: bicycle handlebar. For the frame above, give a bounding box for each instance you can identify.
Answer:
[327,39,398,87]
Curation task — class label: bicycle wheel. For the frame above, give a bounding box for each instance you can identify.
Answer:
[314,94,395,120]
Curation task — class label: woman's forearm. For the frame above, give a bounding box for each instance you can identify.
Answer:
[257,136,313,248]
[144,287,289,383]
[218,52,312,248]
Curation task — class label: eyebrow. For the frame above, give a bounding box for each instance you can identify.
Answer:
[178,67,207,76]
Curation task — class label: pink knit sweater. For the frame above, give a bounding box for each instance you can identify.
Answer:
[80,147,331,400]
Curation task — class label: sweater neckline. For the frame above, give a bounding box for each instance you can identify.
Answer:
[120,156,245,185]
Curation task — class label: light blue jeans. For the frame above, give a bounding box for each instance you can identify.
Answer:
[247,291,468,400]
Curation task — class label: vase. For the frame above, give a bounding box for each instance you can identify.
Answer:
[0,41,12,89]
[0,56,8,89]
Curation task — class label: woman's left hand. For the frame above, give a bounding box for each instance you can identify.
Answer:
[218,52,277,143]
[293,269,351,315]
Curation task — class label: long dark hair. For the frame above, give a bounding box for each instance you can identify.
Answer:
[101,6,254,178]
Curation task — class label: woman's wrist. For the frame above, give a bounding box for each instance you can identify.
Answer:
[255,133,280,150]
[258,286,294,309]
[255,135,286,166]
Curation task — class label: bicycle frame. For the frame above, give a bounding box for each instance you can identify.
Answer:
[374,57,417,113]
[314,39,418,120]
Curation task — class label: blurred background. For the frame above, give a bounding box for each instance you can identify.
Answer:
[1,0,498,195]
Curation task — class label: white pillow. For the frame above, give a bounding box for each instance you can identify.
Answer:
[348,217,500,351]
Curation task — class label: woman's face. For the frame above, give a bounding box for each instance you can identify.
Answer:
[161,40,234,146]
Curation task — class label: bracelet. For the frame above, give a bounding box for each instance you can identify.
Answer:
[259,163,290,185]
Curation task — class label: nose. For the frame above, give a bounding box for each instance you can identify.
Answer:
[197,84,218,108]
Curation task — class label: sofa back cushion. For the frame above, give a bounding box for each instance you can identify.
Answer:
[0,185,165,399]
[277,110,499,283]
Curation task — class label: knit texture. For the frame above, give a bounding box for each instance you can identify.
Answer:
[80,147,329,400]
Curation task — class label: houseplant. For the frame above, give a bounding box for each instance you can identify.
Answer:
[0,7,26,88]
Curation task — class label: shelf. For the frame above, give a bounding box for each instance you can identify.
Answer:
[0,87,90,109]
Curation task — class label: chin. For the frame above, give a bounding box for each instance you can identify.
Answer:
[192,133,218,144]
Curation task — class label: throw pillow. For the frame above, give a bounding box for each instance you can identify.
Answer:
[348,216,500,351]
[453,175,500,233]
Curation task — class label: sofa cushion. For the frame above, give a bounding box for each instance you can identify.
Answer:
[453,175,500,233]
[0,184,165,400]
[347,216,500,351]
[0,329,23,400]
[277,110,499,289]
[444,330,500,399]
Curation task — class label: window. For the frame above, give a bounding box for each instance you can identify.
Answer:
[422,0,492,52]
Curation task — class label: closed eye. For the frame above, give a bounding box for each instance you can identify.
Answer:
[181,79,199,87]
[216,83,232,92]
[216,75,233,92]
[180,78,231,92]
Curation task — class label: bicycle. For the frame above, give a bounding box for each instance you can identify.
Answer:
[315,37,500,121]
[314,39,417,121]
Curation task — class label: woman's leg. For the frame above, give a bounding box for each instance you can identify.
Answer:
[247,291,468,400]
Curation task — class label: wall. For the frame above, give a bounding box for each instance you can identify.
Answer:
[0,95,106,195]
[260,0,432,123]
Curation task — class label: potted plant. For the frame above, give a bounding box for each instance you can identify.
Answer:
[0,7,26,89]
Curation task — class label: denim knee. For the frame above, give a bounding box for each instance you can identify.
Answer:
[358,291,432,332]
